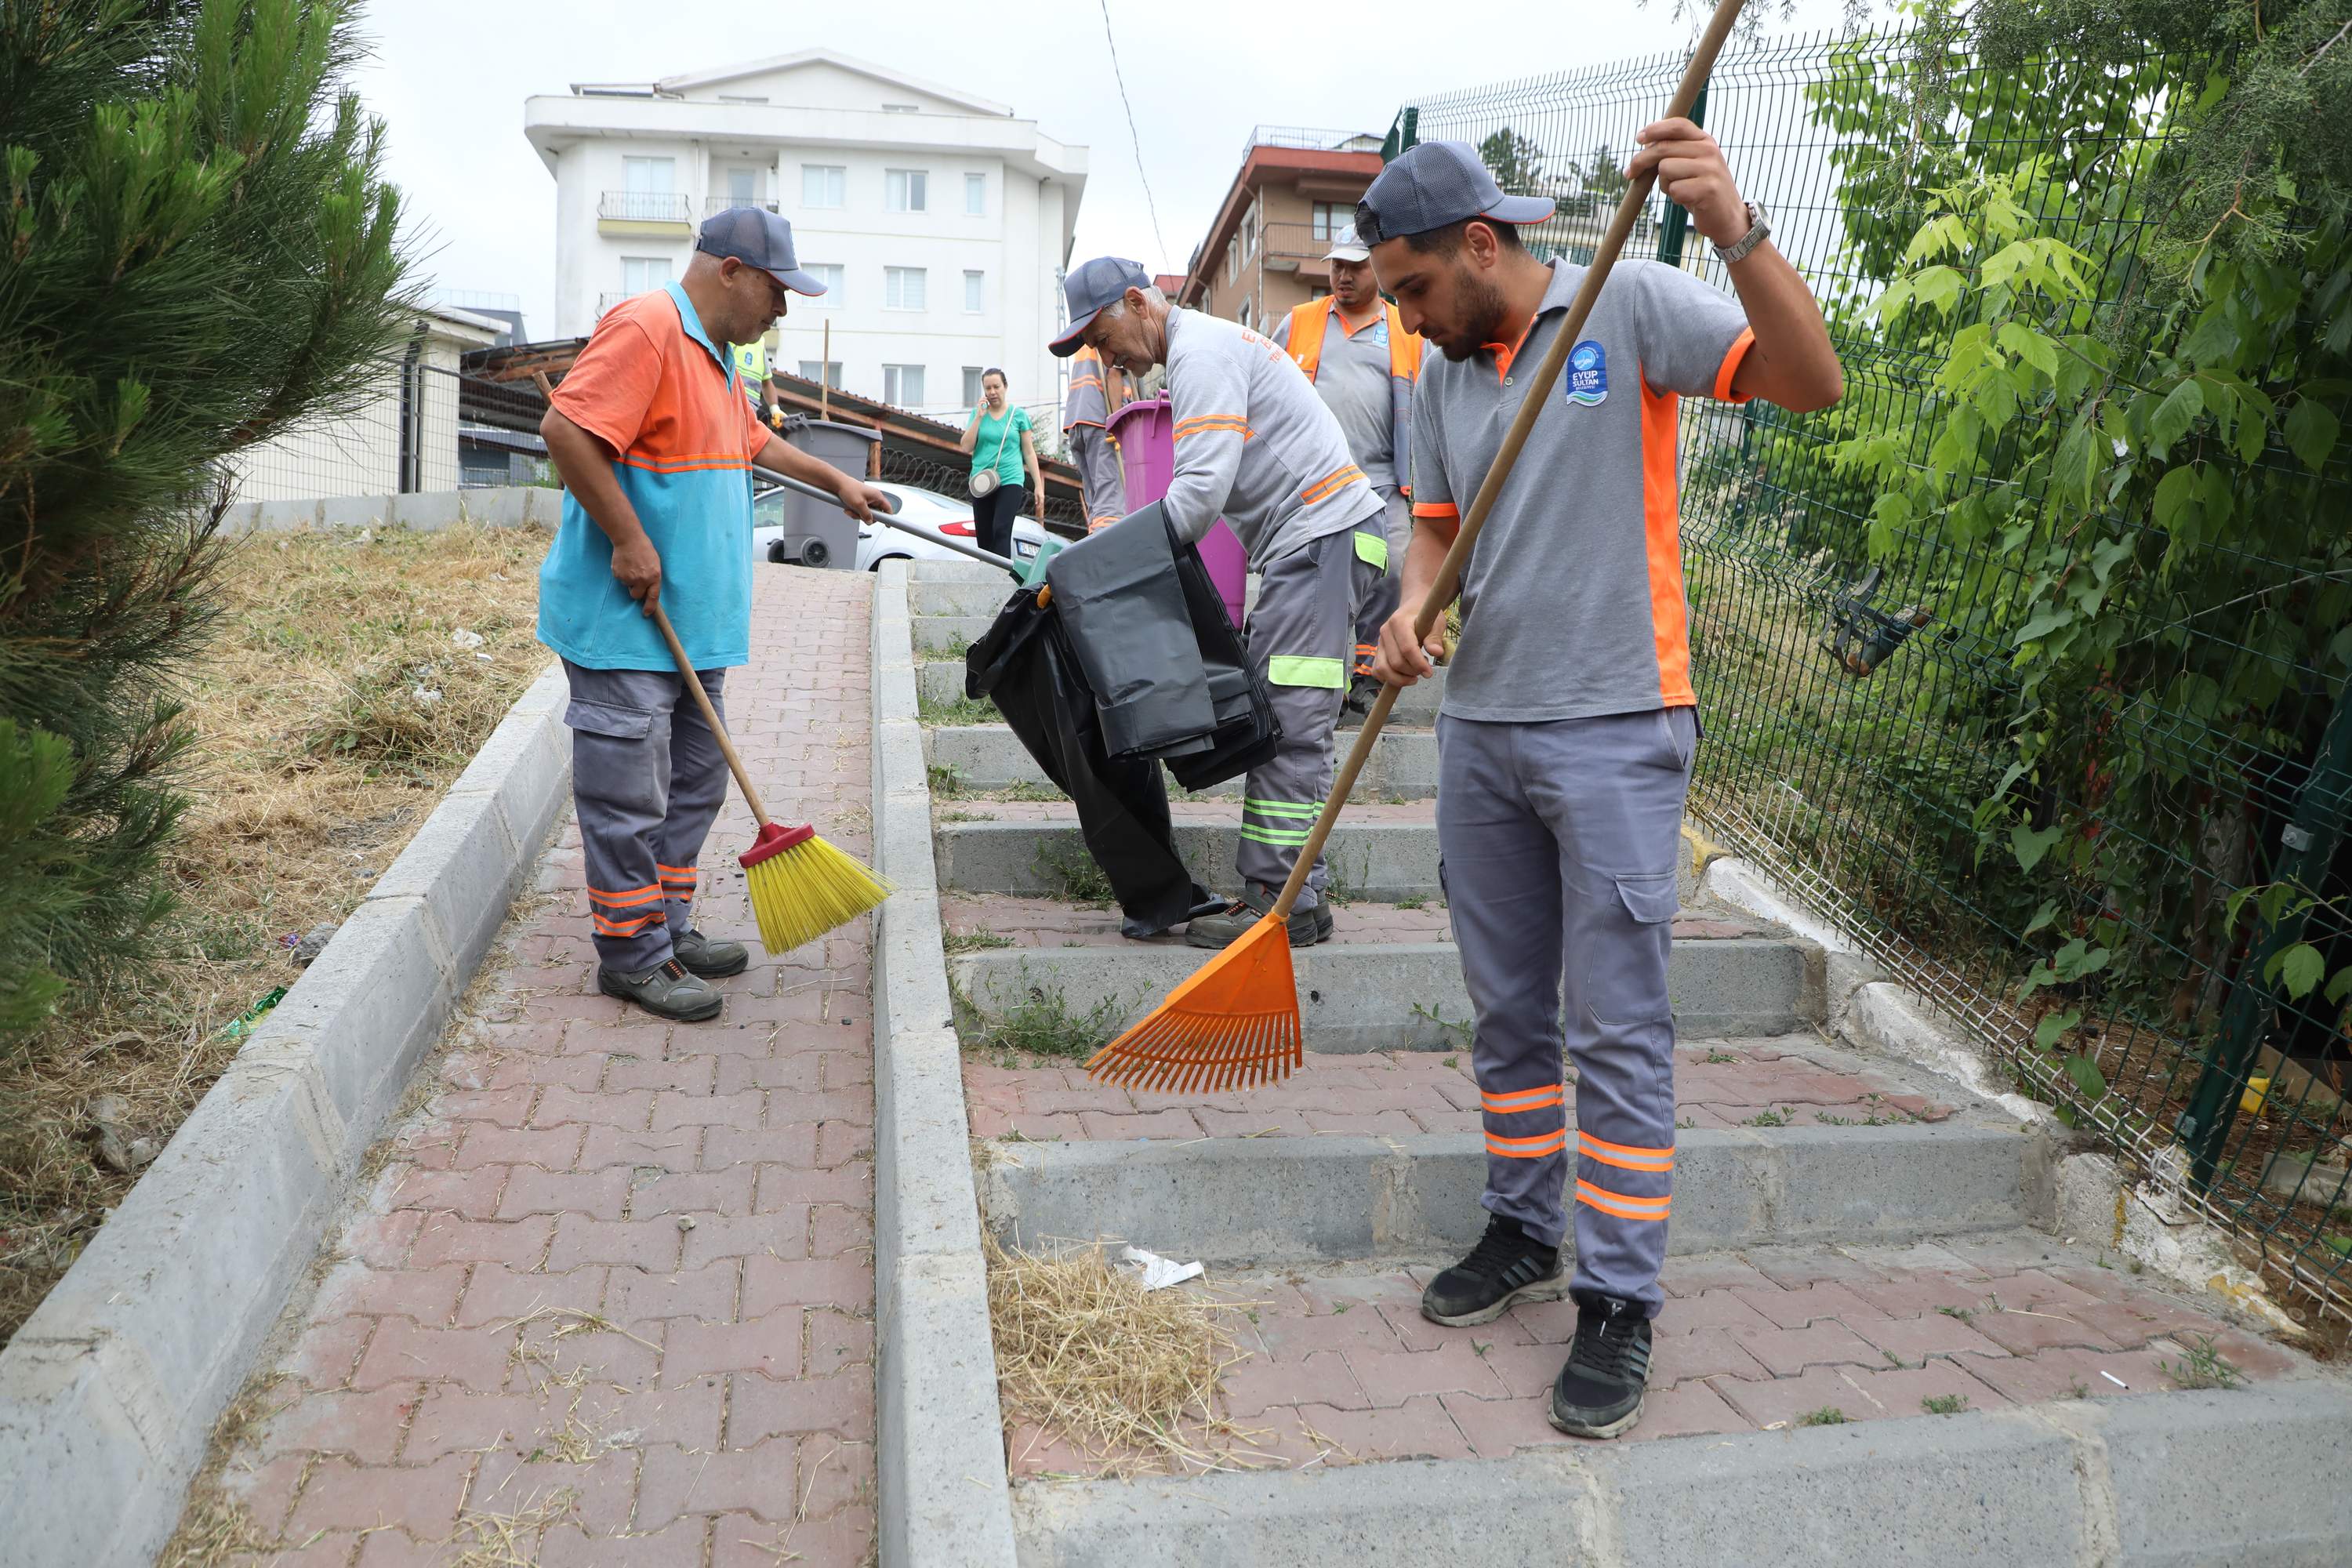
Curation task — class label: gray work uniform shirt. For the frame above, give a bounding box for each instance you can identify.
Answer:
[1410,259,1753,723]
[1273,302,1407,492]
[1162,307,1379,571]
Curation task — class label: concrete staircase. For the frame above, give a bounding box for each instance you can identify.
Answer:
[877,561,2352,1568]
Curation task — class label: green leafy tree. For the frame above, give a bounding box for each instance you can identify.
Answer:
[1478,127,1546,196]
[0,0,409,1038]
[1581,143,1631,205]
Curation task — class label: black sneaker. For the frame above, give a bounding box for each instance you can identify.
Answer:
[671,926,749,978]
[1420,1213,1564,1326]
[1548,1291,1653,1439]
[597,958,723,1022]
[1185,884,1331,949]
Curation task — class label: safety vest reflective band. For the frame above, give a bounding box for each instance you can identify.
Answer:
[1284,299,1423,385]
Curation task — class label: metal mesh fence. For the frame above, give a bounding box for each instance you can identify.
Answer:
[227,361,550,504]
[1403,31,2352,1323]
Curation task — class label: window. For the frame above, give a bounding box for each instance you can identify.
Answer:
[1225,238,1239,283]
[965,172,986,215]
[884,267,927,310]
[1242,201,1261,260]
[1238,299,1254,332]
[620,256,671,293]
[622,156,673,193]
[1312,201,1343,241]
[801,165,845,209]
[799,360,842,389]
[882,364,925,406]
[725,167,760,201]
[962,367,988,407]
[800,262,843,304]
[885,169,927,212]
[963,270,984,313]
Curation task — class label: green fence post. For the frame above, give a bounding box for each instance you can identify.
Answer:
[1657,84,1710,266]
[2178,679,2352,1189]
[1381,107,1420,164]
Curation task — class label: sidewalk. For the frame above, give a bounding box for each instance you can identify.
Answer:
[198,567,880,1567]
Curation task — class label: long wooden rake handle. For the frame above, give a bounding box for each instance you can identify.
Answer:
[1266,0,1749,922]
[648,596,776,832]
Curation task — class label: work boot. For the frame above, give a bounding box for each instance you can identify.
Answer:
[1549,1290,1653,1439]
[1185,883,1332,949]
[1420,1212,1564,1326]
[671,926,749,978]
[598,957,723,1022]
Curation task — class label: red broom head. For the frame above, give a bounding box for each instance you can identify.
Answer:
[739,822,815,870]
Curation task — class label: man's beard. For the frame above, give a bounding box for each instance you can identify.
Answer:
[1437,266,1508,362]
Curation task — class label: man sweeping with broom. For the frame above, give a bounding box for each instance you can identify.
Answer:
[539,208,890,1022]
[1362,134,1843,1436]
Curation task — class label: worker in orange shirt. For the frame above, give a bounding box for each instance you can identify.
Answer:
[1062,344,1128,532]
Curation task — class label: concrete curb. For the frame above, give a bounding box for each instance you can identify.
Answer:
[938,816,1443,901]
[0,659,572,1565]
[1007,1378,2352,1566]
[983,1118,2038,1268]
[926,724,1440,800]
[219,484,564,536]
[950,936,1818,1051]
[869,561,1023,1568]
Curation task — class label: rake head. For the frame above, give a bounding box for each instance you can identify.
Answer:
[1083,913,1304,1093]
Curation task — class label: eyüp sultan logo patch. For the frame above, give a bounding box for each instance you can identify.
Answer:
[1566,339,1609,406]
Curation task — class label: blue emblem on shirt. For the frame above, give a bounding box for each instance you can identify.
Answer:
[1566,339,1609,406]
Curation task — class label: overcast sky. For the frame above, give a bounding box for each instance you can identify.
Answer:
[348,0,1857,339]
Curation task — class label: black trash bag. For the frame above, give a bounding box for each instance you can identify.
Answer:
[1042,503,1280,790]
[965,585,1215,938]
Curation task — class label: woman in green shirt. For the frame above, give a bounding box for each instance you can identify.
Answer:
[960,367,1044,559]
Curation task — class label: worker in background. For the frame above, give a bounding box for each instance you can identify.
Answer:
[1063,343,1128,531]
[729,333,781,427]
[1364,135,1842,1439]
[1053,256,1388,950]
[1272,223,1417,711]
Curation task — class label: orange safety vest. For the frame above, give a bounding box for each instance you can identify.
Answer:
[1284,298,1423,385]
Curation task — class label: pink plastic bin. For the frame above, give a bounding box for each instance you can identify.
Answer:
[1106,395,1247,627]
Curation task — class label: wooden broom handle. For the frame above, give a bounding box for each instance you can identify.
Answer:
[1270,0,1748,920]
[648,595,775,831]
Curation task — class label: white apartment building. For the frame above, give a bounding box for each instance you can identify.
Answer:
[525,51,1087,427]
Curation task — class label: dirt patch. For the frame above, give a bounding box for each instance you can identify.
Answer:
[0,520,550,1348]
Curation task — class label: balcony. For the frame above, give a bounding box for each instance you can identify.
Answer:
[597,291,635,318]
[704,195,780,218]
[597,190,694,238]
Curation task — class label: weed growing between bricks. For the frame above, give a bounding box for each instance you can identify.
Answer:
[917,692,999,726]
[952,973,1128,1062]
[985,1232,1261,1477]
[0,521,550,1348]
[1032,844,1116,906]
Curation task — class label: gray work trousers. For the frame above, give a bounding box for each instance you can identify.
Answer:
[1071,425,1127,532]
[562,661,731,972]
[1351,487,1410,685]
[1437,706,1697,1315]
[1236,513,1392,909]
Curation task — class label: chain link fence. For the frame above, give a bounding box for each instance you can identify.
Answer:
[1402,30,2352,1323]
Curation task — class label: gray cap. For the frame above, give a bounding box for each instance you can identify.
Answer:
[1323,223,1371,263]
[696,206,825,295]
[1354,140,1555,246]
[1050,256,1150,357]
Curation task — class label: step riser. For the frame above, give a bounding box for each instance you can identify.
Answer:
[984,1124,2035,1268]
[926,725,1439,799]
[938,820,1440,901]
[1009,1382,2352,1568]
[949,938,1817,1050]
[915,614,997,653]
[919,659,1446,727]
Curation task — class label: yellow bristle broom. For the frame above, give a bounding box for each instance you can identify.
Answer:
[1086,0,1747,1093]
[648,598,890,954]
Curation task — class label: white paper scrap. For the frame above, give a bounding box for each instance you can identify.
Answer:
[1120,1245,1204,1292]
[2100,1370,2128,1388]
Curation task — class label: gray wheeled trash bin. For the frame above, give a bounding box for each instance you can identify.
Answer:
[762,419,878,570]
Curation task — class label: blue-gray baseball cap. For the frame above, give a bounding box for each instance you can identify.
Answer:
[697,207,825,295]
[1050,256,1150,357]
[1355,140,1555,246]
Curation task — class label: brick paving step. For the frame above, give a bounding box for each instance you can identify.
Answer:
[916,659,1446,728]
[927,722,1439,800]
[935,801,1442,901]
[1001,1238,2352,1568]
[942,893,1813,1047]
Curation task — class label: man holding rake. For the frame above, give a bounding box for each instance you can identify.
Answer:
[1363,132,1842,1437]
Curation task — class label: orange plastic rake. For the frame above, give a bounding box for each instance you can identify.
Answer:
[1086,0,1750,1094]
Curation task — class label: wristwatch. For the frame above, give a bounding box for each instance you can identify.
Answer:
[1713,201,1770,265]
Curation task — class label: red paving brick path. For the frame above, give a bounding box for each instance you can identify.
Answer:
[1007,1234,2315,1479]
[198,568,880,1568]
[964,1037,1955,1143]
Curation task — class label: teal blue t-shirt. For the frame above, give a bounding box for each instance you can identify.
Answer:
[971,405,1032,488]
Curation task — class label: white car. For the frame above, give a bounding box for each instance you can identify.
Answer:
[750,480,1049,572]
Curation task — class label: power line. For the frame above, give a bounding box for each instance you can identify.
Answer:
[1097,0,1170,266]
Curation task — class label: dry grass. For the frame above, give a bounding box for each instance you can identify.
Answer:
[0,520,550,1347]
[985,1232,1262,1477]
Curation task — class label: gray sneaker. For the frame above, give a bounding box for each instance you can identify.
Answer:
[671,927,749,978]
[599,957,723,1022]
[1185,884,1334,949]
